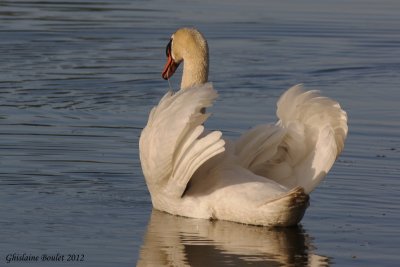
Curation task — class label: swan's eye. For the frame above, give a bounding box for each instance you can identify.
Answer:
[165,39,172,57]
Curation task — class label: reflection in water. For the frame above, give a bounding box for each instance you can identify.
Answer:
[137,210,329,267]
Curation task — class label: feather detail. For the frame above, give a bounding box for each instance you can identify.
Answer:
[139,83,225,199]
[235,84,348,194]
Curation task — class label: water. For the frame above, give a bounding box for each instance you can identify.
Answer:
[1,0,399,266]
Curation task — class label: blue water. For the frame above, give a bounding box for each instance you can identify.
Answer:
[0,0,399,266]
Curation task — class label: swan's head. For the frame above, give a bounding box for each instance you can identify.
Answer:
[162,28,209,83]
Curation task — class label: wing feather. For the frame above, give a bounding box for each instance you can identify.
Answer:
[139,83,225,198]
[235,85,348,194]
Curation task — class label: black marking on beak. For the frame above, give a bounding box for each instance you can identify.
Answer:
[165,39,172,57]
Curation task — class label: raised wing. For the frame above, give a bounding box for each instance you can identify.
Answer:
[139,83,225,199]
[235,85,348,194]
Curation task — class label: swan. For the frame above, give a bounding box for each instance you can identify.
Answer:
[139,28,348,227]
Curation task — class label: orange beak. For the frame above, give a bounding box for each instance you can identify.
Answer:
[162,53,179,80]
[162,39,180,80]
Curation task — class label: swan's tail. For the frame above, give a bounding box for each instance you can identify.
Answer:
[261,186,309,227]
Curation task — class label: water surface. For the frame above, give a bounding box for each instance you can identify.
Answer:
[0,0,399,266]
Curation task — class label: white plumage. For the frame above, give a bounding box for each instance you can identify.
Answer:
[139,28,348,226]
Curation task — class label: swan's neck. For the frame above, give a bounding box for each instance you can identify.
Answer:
[180,50,209,90]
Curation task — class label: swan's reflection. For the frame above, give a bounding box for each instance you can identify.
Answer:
[137,210,330,266]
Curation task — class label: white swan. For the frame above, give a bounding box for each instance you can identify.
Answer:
[139,28,348,227]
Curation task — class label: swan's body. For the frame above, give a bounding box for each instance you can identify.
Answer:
[140,28,348,226]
